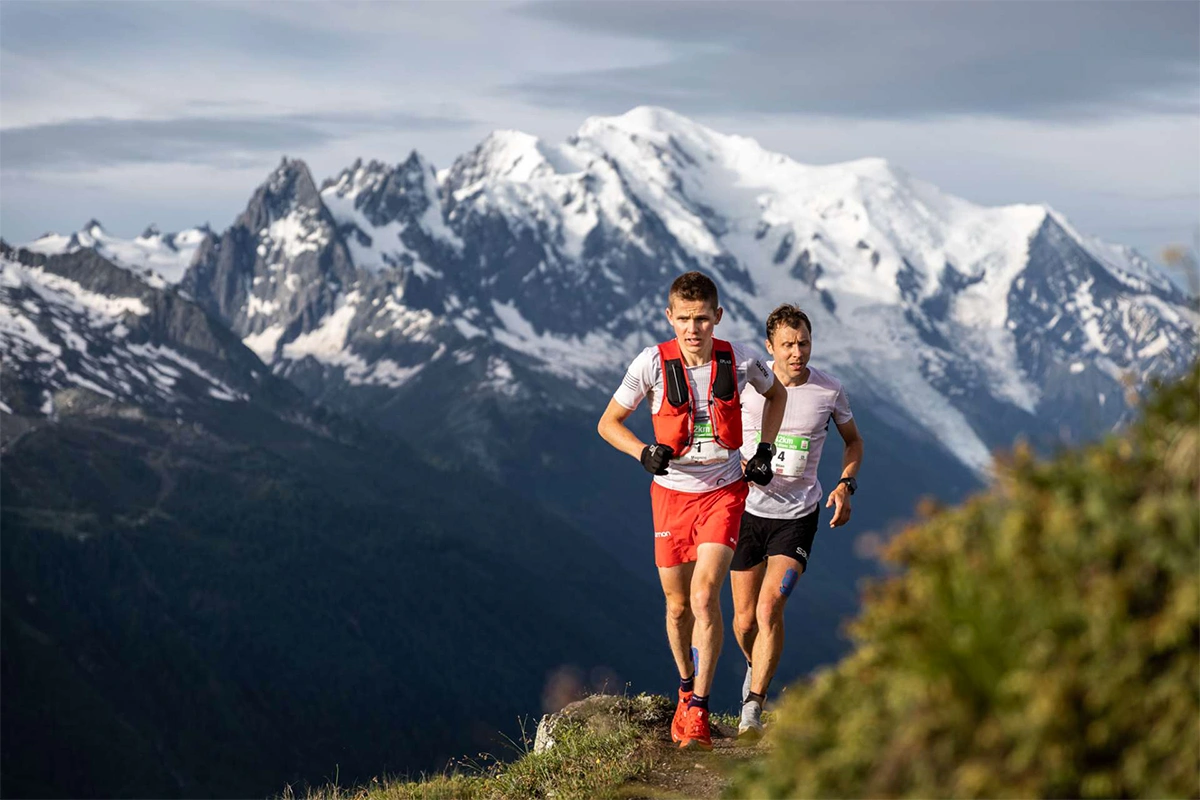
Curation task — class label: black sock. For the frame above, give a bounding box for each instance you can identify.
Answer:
[745,691,766,706]
[688,693,709,710]
[680,673,695,694]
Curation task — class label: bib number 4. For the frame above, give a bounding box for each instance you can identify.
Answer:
[755,432,809,477]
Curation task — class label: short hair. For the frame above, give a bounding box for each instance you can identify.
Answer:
[766,304,812,341]
[668,271,719,310]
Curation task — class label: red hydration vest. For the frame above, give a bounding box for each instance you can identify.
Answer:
[651,338,743,458]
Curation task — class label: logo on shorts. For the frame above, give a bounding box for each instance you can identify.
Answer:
[728,537,737,545]
[796,546,809,559]
[655,530,671,538]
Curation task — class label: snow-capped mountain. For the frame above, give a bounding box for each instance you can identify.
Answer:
[24,220,212,287]
[9,105,1196,489]
[108,108,1190,470]
[0,242,296,429]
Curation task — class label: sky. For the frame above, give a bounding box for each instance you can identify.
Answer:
[1,0,1197,279]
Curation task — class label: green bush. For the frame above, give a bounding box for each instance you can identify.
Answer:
[732,365,1199,799]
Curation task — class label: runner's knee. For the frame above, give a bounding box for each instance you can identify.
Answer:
[665,598,690,623]
[756,596,786,630]
[690,585,719,616]
[733,610,757,637]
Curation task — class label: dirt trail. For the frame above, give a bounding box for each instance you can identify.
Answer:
[617,719,766,800]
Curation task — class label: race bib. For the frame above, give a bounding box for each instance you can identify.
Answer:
[755,431,810,477]
[675,421,731,466]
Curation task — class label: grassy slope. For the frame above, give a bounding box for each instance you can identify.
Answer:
[294,694,769,800]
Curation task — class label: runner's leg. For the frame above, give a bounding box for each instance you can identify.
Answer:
[750,554,805,696]
[690,542,735,698]
[658,561,697,679]
[731,564,766,664]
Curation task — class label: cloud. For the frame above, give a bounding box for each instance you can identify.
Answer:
[0,112,476,171]
[0,1,360,63]
[513,0,1200,120]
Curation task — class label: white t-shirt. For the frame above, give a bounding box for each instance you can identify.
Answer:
[740,364,853,519]
[613,342,776,494]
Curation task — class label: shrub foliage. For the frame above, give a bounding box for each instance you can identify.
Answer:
[732,365,1199,798]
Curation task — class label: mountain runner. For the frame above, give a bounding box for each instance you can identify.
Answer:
[597,271,786,750]
[731,304,864,740]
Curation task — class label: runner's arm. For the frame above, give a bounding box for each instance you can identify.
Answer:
[597,398,649,460]
[825,418,863,527]
[758,375,787,445]
[834,418,863,482]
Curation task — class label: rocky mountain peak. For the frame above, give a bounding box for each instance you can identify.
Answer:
[66,219,107,249]
[573,105,758,184]
[447,129,562,192]
[399,149,427,173]
[178,157,356,352]
[324,151,441,232]
[237,157,323,234]
[578,105,712,145]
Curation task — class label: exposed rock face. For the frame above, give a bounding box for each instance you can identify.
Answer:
[534,694,673,754]
[181,158,358,364]
[0,243,296,424]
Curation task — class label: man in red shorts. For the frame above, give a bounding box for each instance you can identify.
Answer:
[597,271,786,750]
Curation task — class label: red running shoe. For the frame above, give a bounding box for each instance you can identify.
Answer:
[678,704,712,750]
[670,689,693,743]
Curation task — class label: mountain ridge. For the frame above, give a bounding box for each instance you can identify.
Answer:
[13,105,1196,580]
[13,107,1196,564]
[23,108,1191,425]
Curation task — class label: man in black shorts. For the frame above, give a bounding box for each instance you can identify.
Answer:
[730,304,864,739]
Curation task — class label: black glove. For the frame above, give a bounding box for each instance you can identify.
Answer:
[743,442,777,486]
[640,443,673,475]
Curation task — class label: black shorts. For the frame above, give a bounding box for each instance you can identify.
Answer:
[731,507,819,571]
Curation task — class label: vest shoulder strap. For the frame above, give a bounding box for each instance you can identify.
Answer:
[711,339,736,401]
[657,339,690,408]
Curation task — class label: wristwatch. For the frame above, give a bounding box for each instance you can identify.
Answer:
[837,476,857,495]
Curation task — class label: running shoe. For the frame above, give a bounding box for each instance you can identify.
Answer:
[670,688,693,743]
[678,704,713,750]
[738,699,764,741]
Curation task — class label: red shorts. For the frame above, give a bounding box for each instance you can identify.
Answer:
[650,480,748,568]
